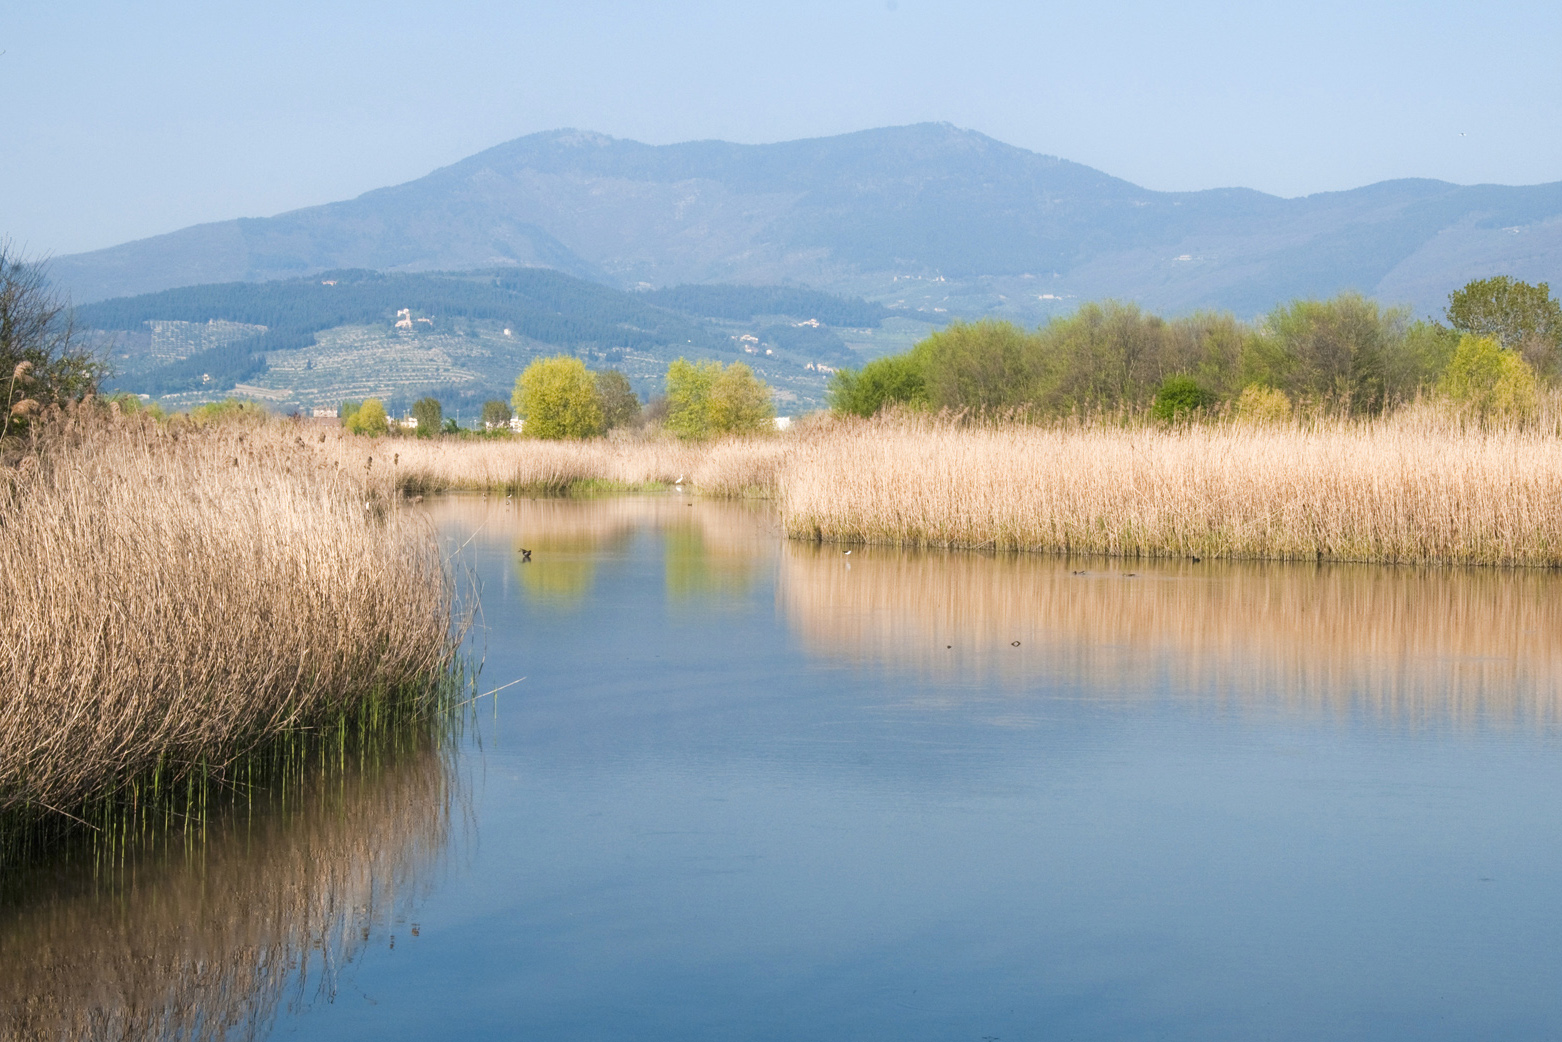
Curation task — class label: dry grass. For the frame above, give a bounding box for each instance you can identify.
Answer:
[317,401,1562,568]
[0,410,456,827]
[780,411,1562,566]
[366,431,790,498]
[324,426,794,500]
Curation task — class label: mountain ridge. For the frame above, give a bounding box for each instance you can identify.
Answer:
[48,124,1562,317]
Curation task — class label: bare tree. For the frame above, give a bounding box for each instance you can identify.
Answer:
[0,243,102,438]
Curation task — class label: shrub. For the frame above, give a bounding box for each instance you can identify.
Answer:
[345,398,389,436]
[1233,384,1292,424]
[1152,375,1217,421]
[514,355,604,439]
[1437,334,1538,422]
[338,400,363,423]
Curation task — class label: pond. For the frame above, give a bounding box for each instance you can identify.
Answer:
[7,494,1562,1040]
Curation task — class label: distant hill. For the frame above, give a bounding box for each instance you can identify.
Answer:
[81,270,900,413]
[49,124,1562,319]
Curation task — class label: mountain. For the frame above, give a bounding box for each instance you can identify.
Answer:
[50,124,1562,319]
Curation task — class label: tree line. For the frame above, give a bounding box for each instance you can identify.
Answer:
[828,278,1562,422]
[336,354,777,442]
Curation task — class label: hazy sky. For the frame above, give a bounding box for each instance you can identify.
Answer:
[5,0,1561,256]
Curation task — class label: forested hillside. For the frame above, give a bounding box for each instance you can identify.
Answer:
[81,269,894,411]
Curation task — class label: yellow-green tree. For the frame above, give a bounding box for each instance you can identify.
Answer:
[344,398,389,436]
[1438,334,1538,422]
[514,355,605,439]
[664,358,774,439]
[664,358,721,439]
[708,362,775,433]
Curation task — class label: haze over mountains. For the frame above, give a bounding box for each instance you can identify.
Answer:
[54,123,1562,320]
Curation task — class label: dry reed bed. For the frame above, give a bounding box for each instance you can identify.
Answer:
[0,414,456,821]
[780,414,1562,566]
[375,433,791,498]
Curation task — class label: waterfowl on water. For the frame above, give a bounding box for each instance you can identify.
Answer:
[519,548,532,562]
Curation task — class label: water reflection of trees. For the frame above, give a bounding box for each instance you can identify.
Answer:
[428,496,774,605]
[780,543,1562,728]
[0,729,457,1041]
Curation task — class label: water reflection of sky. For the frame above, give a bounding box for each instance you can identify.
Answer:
[19,495,1562,1041]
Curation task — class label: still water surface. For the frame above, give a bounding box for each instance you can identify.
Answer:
[9,495,1562,1040]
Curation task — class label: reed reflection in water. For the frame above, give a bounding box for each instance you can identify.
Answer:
[0,729,459,1042]
[781,543,1562,729]
[430,494,775,607]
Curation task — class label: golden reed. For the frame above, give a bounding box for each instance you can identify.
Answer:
[779,411,1562,566]
[0,411,456,821]
[343,404,1562,567]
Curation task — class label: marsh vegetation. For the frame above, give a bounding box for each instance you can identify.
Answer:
[0,409,457,851]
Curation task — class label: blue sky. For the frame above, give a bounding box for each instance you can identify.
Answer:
[4,0,1561,256]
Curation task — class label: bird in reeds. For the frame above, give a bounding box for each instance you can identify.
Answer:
[519,548,532,562]
[843,550,852,555]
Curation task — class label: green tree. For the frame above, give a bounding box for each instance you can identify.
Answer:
[595,368,642,430]
[708,362,775,433]
[1438,334,1538,422]
[663,358,775,438]
[664,358,721,439]
[345,397,389,435]
[1,245,103,439]
[513,355,605,439]
[917,319,1047,413]
[411,396,442,438]
[828,353,929,417]
[481,399,512,429]
[1256,294,1401,414]
[1445,276,1562,379]
[338,400,362,423]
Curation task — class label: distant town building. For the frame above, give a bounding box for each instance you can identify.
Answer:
[774,416,792,430]
[395,308,414,330]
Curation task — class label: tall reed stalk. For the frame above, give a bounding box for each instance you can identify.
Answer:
[0,409,457,843]
[780,411,1562,566]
